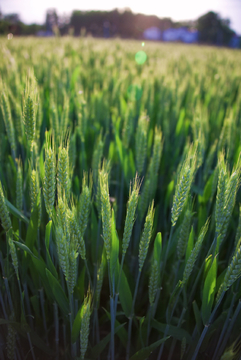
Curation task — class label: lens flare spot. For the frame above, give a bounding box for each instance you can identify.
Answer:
[142,42,145,47]
[127,84,143,101]
[135,51,147,65]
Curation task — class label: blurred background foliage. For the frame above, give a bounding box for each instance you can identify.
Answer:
[0,8,239,48]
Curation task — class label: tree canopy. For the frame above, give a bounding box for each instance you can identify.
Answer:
[197,11,235,46]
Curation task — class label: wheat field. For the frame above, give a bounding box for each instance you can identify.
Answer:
[0,37,241,360]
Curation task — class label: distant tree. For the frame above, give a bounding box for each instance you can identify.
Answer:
[46,9,58,32]
[0,13,44,35]
[0,20,10,34]
[197,11,235,46]
[19,23,45,35]
[70,9,174,39]
[0,13,20,35]
[58,13,70,35]
[3,13,20,23]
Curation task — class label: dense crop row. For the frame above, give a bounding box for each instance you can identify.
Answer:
[0,37,241,360]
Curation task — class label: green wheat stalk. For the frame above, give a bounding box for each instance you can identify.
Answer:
[216,244,241,303]
[30,169,39,211]
[58,144,70,199]
[192,244,241,360]
[95,251,105,307]
[126,201,155,360]
[68,207,86,260]
[69,133,76,174]
[138,127,163,219]
[234,205,241,250]
[215,155,228,235]
[7,313,16,360]
[61,92,70,140]
[99,169,112,260]
[80,293,92,360]
[55,224,69,281]
[68,244,78,295]
[139,201,155,272]
[149,259,159,306]
[23,71,38,149]
[16,158,23,212]
[122,103,134,149]
[43,137,56,217]
[57,196,70,242]
[50,99,59,145]
[204,139,218,181]
[177,208,192,260]
[24,95,35,148]
[92,133,104,184]
[122,175,140,256]
[78,172,92,239]
[1,91,16,159]
[182,219,209,286]
[8,233,19,280]
[171,146,196,227]
[135,111,149,175]
[215,156,241,252]
[13,102,24,144]
[0,180,12,233]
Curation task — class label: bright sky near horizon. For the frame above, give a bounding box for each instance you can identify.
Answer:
[1,0,241,35]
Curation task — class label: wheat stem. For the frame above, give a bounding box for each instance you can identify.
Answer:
[126,270,141,360]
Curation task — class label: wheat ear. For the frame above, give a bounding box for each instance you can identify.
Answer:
[8,234,19,280]
[69,133,76,173]
[50,100,59,145]
[16,159,23,211]
[215,155,228,235]
[58,145,70,199]
[99,170,112,260]
[122,103,134,149]
[0,181,11,233]
[171,146,196,226]
[95,251,105,306]
[235,205,241,250]
[23,72,38,149]
[1,91,16,158]
[57,196,69,240]
[43,139,56,217]
[177,209,192,260]
[92,133,104,184]
[216,245,241,303]
[68,208,86,260]
[68,245,78,294]
[80,293,92,360]
[139,201,155,272]
[78,172,92,238]
[135,111,149,175]
[149,259,159,305]
[182,219,209,285]
[122,175,140,256]
[24,95,35,148]
[56,224,69,281]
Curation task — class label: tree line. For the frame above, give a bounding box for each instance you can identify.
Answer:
[0,9,238,47]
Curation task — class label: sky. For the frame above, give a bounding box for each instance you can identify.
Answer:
[1,0,241,35]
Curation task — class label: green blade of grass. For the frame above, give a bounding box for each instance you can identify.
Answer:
[201,256,217,325]
[129,337,170,360]
[90,323,126,359]
[5,198,29,224]
[45,269,69,317]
